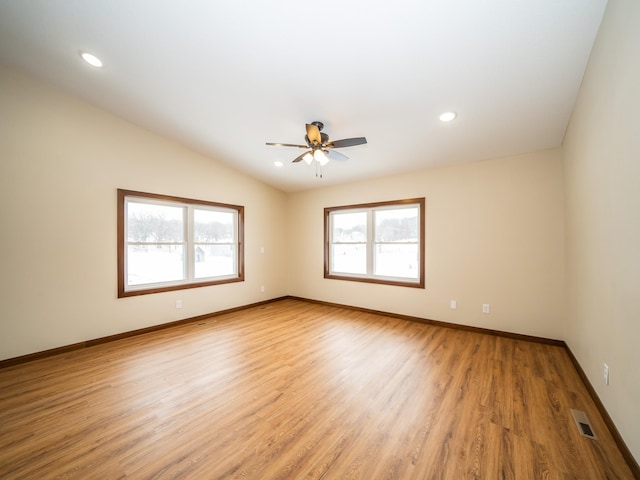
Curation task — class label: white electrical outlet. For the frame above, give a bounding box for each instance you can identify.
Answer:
[604,363,609,385]
[450,300,457,309]
[175,300,182,309]
[260,285,265,293]
[482,304,490,314]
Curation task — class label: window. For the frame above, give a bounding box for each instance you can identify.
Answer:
[117,189,244,297]
[324,198,425,288]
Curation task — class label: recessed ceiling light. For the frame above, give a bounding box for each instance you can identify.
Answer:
[81,52,103,68]
[439,111,457,122]
[273,161,284,168]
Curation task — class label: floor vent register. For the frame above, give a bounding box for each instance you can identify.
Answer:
[570,409,597,439]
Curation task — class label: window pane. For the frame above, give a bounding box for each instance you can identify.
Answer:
[324,198,424,288]
[119,190,244,297]
[375,207,418,242]
[331,244,366,274]
[127,245,185,285]
[332,212,367,242]
[374,244,419,279]
[194,244,236,278]
[127,202,184,242]
[194,209,234,243]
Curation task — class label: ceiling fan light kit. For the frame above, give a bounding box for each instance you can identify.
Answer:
[303,150,328,166]
[266,121,366,178]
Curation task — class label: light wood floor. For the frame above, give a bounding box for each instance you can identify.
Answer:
[0,299,634,479]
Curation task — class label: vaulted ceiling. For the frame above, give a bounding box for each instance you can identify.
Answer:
[0,0,607,192]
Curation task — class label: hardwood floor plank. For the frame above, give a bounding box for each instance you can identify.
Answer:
[0,299,634,479]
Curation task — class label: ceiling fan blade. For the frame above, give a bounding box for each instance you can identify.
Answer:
[326,137,367,148]
[292,151,312,163]
[326,149,349,161]
[266,142,308,148]
[305,123,322,145]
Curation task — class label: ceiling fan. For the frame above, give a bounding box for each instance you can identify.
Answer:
[266,122,367,174]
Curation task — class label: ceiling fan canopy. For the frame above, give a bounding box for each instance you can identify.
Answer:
[266,121,367,169]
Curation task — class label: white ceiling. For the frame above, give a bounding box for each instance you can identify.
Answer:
[0,0,607,192]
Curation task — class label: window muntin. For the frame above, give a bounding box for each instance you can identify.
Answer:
[325,198,425,288]
[118,190,244,297]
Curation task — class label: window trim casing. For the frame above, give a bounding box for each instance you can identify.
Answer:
[324,198,425,289]
[117,189,244,298]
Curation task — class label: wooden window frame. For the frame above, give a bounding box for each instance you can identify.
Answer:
[324,198,425,289]
[117,189,244,298]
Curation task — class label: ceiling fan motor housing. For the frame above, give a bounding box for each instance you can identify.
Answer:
[305,132,329,146]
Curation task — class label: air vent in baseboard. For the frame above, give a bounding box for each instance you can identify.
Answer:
[570,409,597,439]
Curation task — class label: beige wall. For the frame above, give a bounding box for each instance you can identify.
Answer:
[0,66,288,360]
[286,150,567,340]
[563,0,640,462]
